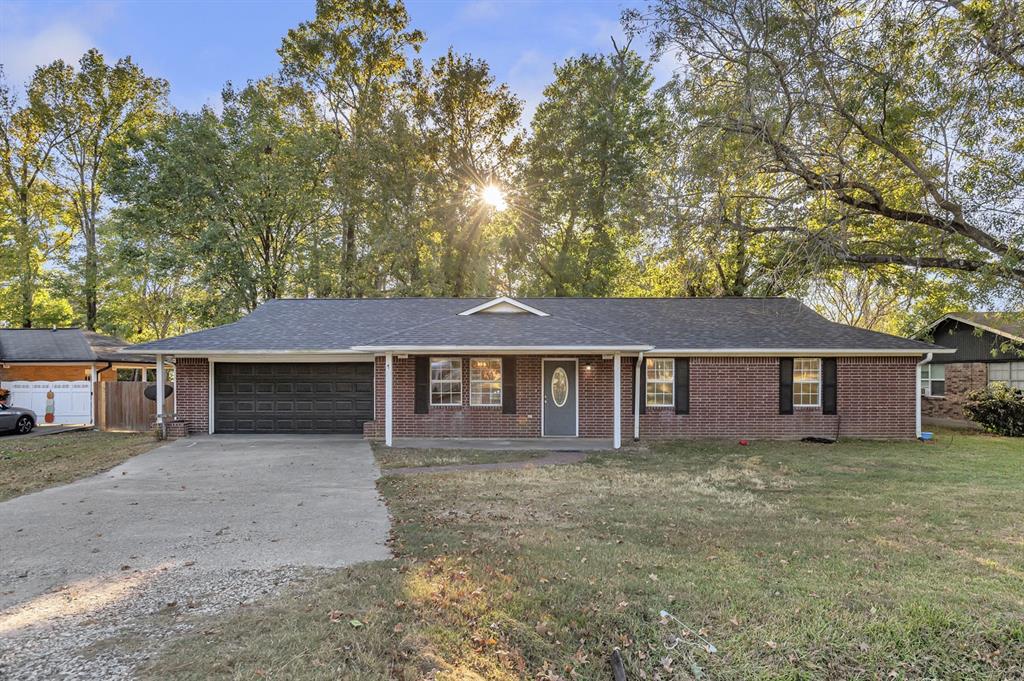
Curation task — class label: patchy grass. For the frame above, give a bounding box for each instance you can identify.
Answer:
[145,431,1023,680]
[0,430,159,501]
[375,446,546,470]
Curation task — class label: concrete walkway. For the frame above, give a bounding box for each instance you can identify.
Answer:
[391,437,615,452]
[0,434,390,612]
[384,450,590,476]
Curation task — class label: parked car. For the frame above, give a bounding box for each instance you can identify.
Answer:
[0,403,36,435]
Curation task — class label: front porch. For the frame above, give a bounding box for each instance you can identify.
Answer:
[390,437,617,452]
[367,353,638,449]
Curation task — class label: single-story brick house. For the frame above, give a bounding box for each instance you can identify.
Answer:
[916,312,1024,424]
[127,297,950,446]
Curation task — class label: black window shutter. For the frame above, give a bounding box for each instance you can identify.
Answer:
[502,356,517,414]
[674,358,689,415]
[414,356,429,414]
[779,358,794,415]
[639,358,647,415]
[822,358,837,415]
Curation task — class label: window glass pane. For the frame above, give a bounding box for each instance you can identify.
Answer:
[430,358,462,405]
[470,358,502,406]
[645,358,674,407]
[931,365,945,380]
[989,363,1010,382]
[792,358,820,406]
[931,380,945,397]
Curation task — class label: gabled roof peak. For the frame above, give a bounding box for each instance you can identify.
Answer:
[458,297,550,317]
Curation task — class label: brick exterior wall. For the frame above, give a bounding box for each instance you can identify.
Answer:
[0,365,92,382]
[363,354,918,440]
[174,357,209,434]
[170,354,916,439]
[921,361,988,421]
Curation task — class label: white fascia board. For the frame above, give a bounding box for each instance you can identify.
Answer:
[643,347,956,356]
[457,297,550,316]
[352,345,652,353]
[142,351,376,362]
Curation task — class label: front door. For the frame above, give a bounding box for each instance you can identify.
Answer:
[543,360,577,436]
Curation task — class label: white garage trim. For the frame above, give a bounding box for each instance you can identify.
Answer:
[208,359,215,434]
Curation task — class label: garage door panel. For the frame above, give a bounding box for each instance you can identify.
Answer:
[214,362,373,434]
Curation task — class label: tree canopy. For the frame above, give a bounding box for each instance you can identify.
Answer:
[1,0,1020,340]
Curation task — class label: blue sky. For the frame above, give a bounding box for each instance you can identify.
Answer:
[1,0,667,121]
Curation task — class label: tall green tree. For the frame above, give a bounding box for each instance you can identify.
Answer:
[0,69,74,327]
[412,49,524,296]
[109,80,331,316]
[626,0,1024,300]
[33,49,166,329]
[279,0,424,296]
[518,44,670,296]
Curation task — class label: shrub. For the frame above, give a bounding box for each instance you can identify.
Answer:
[962,383,1024,437]
[0,388,9,404]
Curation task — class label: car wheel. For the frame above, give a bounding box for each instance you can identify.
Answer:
[16,416,33,435]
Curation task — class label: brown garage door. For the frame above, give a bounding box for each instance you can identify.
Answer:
[213,362,373,434]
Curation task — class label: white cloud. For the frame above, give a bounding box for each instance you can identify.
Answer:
[1,22,94,87]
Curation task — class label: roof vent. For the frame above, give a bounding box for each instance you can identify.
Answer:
[458,297,549,317]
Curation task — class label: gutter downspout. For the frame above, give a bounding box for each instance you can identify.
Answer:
[916,352,932,439]
[634,352,644,441]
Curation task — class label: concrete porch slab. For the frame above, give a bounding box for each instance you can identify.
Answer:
[389,437,615,452]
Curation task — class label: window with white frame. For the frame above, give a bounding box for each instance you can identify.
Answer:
[469,358,502,406]
[920,363,946,397]
[645,358,674,407]
[793,358,821,407]
[989,361,1024,390]
[430,358,462,406]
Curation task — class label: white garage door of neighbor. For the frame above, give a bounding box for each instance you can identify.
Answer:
[2,381,93,425]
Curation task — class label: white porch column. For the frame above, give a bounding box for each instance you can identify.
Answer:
[385,352,394,447]
[155,353,165,436]
[613,353,621,449]
[90,364,98,427]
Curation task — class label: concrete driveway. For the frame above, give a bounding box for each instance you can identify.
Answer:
[0,435,391,612]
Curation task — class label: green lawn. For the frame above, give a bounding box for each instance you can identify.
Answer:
[146,431,1023,680]
[0,430,160,501]
[376,445,547,470]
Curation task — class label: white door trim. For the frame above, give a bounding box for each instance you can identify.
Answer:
[540,357,579,437]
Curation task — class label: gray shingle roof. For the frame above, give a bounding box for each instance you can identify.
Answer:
[128,297,942,354]
[942,312,1024,341]
[0,329,96,362]
[0,328,156,363]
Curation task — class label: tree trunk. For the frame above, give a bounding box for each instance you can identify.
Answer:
[84,222,98,330]
[16,201,34,328]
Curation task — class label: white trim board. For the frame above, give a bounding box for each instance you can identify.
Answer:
[458,297,550,316]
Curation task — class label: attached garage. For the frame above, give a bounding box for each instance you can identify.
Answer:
[213,362,373,434]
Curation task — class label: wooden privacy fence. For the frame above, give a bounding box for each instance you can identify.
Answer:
[96,381,174,432]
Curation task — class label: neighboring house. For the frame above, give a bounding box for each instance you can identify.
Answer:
[0,328,159,426]
[915,312,1024,424]
[127,297,948,446]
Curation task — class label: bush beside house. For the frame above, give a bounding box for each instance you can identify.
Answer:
[962,384,1024,437]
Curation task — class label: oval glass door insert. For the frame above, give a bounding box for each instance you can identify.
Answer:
[551,367,569,407]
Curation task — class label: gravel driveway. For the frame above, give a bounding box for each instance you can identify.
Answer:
[0,434,390,679]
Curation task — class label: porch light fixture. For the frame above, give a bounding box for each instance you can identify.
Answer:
[583,361,594,371]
